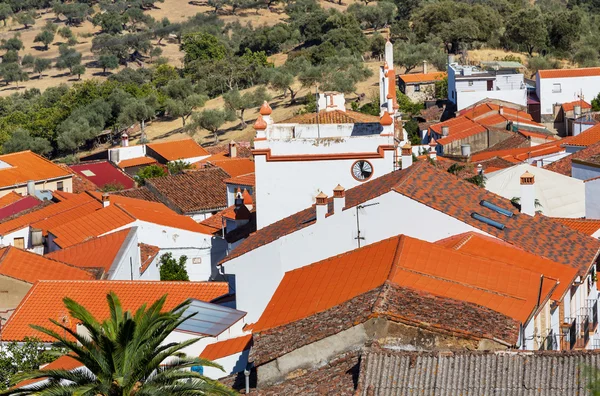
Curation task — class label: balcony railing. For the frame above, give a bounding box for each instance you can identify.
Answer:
[562,317,577,350]
[574,315,591,349]
[587,299,598,330]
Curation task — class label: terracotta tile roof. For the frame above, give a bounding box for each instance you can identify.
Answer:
[200,334,252,360]
[2,280,229,342]
[253,235,555,333]
[224,172,255,187]
[117,156,157,168]
[205,143,253,158]
[435,232,577,301]
[518,130,559,140]
[0,151,71,189]
[279,110,379,124]
[13,355,83,389]
[222,204,251,221]
[145,168,229,213]
[52,190,80,201]
[112,187,161,202]
[552,218,600,236]
[544,140,600,176]
[0,192,23,208]
[31,200,102,236]
[48,204,135,248]
[208,159,255,178]
[70,161,135,190]
[470,138,568,163]
[0,196,42,221]
[399,72,446,84]
[139,243,160,274]
[0,193,96,236]
[562,123,600,147]
[538,67,600,79]
[200,210,226,233]
[46,228,134,273]
[223,161,600,273]
[475,133,529,154]
[0,246,95,283]
[562,100,592,112]
[146,138,209,161]
[430,116,487,145]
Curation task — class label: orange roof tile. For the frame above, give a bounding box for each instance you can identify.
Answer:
[31,200,102,236]
[399,72,446,84]
[518,130,559,140]
[562,100,592,112]
[280,110,379,124]
[252,235,560,333]
[224,172,255,186]
[147,138,209,161]
[563,123,600,147]
[552,218,600,236]
[13,355,83,389]
[0,151,71,189]
[430,116,487,145]
[209,158,255,178]
[139,243,160,274]
[46,228,134,273]
[199,210,226,233]
[470,139,567,163]
[0,192,23,208]
[118,157,157,168]
[538,68,600,79]
[0,193,96,236]
[200,335,252,360]
[2,280,229,342]
[435,232,577,301]
[49,205,135,248]
[0,246,94,283]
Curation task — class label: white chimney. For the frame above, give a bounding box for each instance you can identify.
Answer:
[27,180,35,196]
[401,143,413,170]
[102,194,110,208]
[429,149,436,161]
[315,191,328,222]
[499,106,504,115]
[461,144,471,157]
[574,105,582,117]
[441,126,449,136]
[520,171,536,216]
[477,163,483,175]
[121,132,129,147]
[423,60,428,74]
[229,140,237,158]
[333,184,345,213]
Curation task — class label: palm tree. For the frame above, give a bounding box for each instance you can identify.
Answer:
[3,293,235,395]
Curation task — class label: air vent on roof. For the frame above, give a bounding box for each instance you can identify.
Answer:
[471,212,505,230]
[480,200,514,218]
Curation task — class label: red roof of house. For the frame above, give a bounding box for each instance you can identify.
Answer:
[470,138,568,163]
[435,232,577,301]
[0,151,71,189]
[430,116,487,145]
[222,161,600,274]
[0,196,41,221]
[31,200,102,236]
[0,193,96,236]
[118,157,157,168]
[544,140,600,176]
[2,280,229,342]
[562,100,592,112]
[196,158,255,178]
[0,246,94,284]
[562,123,600,147]
[399,72,446,84]
[252,235,560,333]
[70,161,135,190]
[13,355,83,389]
[146,138,209,161]
[224,172,255,187]
[0,192,24,208]
[552,218,600,236]
[200,334,252,360]
[538,68,600,79]
[46,228,134,273]
[139,243,160,274]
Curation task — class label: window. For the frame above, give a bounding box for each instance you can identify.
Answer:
[57,181,64,191]
[13,238,24,249]
[552,83,562,93]
[414,84,420,92]
[468,81,474,86]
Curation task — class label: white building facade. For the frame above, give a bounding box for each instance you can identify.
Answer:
[536,68,600,119]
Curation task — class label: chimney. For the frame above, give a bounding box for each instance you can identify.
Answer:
[520,171,536,216]
[315,191,328,222]
[27,180,35,196]
[477,163,483,175]
[121,132,129,147]
[499,106,504,115]
[429,149,436,161]
[234,188,243,207]
[333,184,345,213]
[101,194,110,207]
[574,105,582,117]
[441,126,449,137]
[401,143,413,170]
[229,140,237,158]
[423,60,428,74]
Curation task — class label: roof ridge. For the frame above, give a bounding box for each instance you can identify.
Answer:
[48,227,133,252]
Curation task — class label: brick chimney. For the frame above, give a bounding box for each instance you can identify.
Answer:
[102,194,110,208]
[315,191,328,221]
[229,140,237,158]
[520,171,535,216]
[333,184,345,213]
[401,143,412,170]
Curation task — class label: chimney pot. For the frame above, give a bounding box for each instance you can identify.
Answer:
[101,194,110,207]
[121,133,129,147]
[315,191,328,222]
[499,106,504,115]
[229,140,237,158]
[27,180,35,196]
[401,143,413,170]
[333,184,345,213]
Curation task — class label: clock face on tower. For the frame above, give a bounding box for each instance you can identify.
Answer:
[352,160,373,181]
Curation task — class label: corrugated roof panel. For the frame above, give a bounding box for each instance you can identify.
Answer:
[176,299,245,336]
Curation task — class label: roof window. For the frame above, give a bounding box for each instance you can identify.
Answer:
[471,212,506,230]
[480,200,514,218]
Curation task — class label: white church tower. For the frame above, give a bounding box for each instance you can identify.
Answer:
[252,41,399,229]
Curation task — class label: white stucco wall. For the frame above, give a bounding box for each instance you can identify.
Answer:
[0,227,30,249]
[572,163,600,181]
[106,230,141,281]
[457,89,527,111]
[223,191,492,323]
[537,75,600,115]
[586,179,600,219]
[108,145,146,164]
[204,350,250,379]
